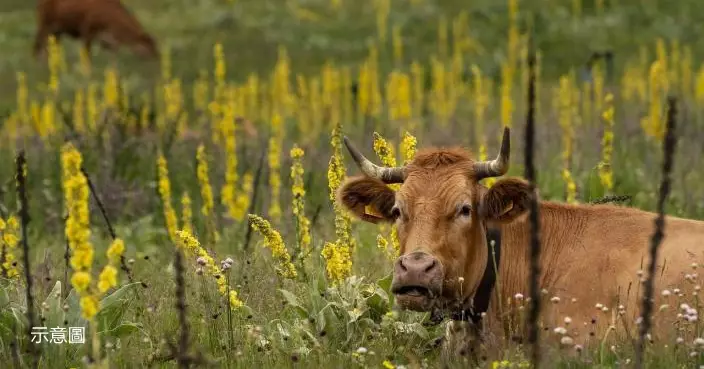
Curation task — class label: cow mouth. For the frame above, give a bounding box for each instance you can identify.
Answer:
[393,285,432,297]
[392,285,437,311]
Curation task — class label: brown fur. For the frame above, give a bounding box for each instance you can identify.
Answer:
[339,146,704,347]
[34,0,159,59]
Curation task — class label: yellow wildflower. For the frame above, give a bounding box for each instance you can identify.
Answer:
[400,131,417,165]
[175,230,244,309]
[157,154,179,242]
[290,145,311,253]
[71,272,91,293]
[97,265,118,293]
[321,241,352,284]
[106,238,125,265]
[79,295,98,320]
[247,214,297,279]
[181,192,193,234]
[268,113,283,220]
[382,360,395,369]
[196,145,215,217]
[0,215,20,278]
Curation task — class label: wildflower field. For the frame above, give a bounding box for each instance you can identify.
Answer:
[1,0,704,367]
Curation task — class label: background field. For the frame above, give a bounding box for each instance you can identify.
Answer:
[1,0,704,368]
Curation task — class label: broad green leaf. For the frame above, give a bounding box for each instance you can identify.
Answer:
[95,282,142,333]
[41,281,64,329]
[104,322,142,338]
[279,289,308,318]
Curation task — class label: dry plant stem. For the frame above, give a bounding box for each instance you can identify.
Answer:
[16,151,38,369]
[173,248,190,369]
[524,43,542,368]
[634,96,678,369]
[243,148,266,251]
[80,166,133,282]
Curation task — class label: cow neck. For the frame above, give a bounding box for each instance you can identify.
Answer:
[450,225,501,325]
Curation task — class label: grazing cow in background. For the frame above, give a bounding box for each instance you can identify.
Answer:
[33,0,159,59]
[337,127,704,357]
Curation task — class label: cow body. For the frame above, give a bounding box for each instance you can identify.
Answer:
[338,127,704,351]
[34,0,158,59]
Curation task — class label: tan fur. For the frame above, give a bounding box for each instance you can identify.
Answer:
[339,147,704,345]
[34,0,159,59]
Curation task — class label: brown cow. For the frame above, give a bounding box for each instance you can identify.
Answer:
[33,0,159,59]
[338,127,704,356]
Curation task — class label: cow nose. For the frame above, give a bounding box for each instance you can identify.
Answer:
[395,251,439,276]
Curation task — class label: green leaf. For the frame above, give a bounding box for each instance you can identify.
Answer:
[279,289,308,318]
[42,281,65,329]
[95,282,142,333]
[376,273,394,307]
[104,322,142,338]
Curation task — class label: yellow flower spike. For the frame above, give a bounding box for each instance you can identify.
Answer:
[181,192,193,234]
[157,154,179,242]
[106,239,125,265]
[71,271,91,293]
[79,295,99,320]
[97,265,118,293]
[176,230,244,309]
[1,215,21,278]
[247,214,297,279]
[400,131,417,165]
[290,145,311,253]
[321,241,352,284]
[599,93,615,192]
[268,113,283,220]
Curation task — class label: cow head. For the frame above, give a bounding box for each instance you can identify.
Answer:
[338,128,532,312]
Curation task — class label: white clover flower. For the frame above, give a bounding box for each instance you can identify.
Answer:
[595,303,604,309]
[662,289,671,297]
[560,336,575,346]
[551,296,561,303]
[356,347,368,354]
[694,337,704,346]
[554,327,567,335]
[564,317,572,325]
[676,337,684,344]
[514,293,524,300]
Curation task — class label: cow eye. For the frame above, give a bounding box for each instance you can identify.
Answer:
[459,204,472,217]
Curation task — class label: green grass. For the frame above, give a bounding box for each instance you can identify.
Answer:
[1,0,704,368]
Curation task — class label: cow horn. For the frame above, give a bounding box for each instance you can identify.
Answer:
[474,127,511,180]
[342,136,406,183]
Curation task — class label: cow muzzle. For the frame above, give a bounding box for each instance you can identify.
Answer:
[391,251,444,311]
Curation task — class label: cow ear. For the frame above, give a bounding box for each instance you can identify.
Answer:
[479,178,532,223]
[337,176,397,224]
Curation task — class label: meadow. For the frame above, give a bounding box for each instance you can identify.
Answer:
[1,0,704,367]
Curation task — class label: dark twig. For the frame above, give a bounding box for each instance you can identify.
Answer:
[16,152,38,369]
[635,96,678,369]
[590,195,633,205]
[524,39,542,368]
[173,248,190,369]
[243,147,267,251]
[80,166,133,282]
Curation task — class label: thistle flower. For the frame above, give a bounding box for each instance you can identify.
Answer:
[157,154,179,243]
[176,230,244,309]
[247,214,297,279]
[290,145,311,253]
